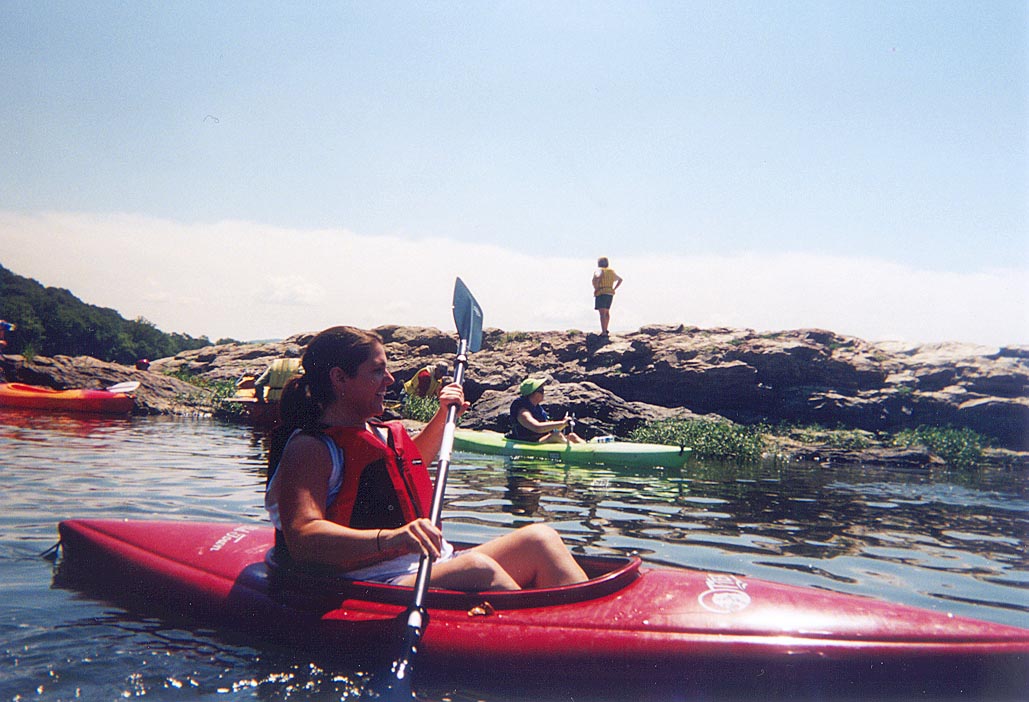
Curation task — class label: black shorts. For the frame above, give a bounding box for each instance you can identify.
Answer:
[594,294,613,310]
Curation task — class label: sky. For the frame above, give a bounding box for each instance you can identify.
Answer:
[2,2,1026,347]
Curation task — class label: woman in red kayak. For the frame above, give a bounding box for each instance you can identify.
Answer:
[265,325,587,591]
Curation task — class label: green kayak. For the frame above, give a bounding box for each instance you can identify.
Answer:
[453,429,691,468]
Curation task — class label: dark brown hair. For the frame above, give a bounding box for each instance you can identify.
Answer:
[268,326,383,476]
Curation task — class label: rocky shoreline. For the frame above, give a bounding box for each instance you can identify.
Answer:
[2,324,1027,468]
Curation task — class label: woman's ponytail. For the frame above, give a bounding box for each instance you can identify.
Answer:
[268,374,320,480]
[266,326,383,480]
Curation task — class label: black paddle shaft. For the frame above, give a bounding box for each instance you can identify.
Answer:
[375,278,482,700]
[406,336,468,606]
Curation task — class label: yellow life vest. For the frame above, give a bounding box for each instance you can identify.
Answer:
[258,358,302,403]
[593,268,618,296]
[403,366,443,398]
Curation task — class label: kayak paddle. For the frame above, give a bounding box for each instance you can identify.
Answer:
[374,277,483,700]
[106,381,141,394]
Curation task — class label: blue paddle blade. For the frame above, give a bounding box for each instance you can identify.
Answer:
[452,277,483,353]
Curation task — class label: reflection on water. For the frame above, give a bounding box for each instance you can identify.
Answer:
[1,410,1026,700]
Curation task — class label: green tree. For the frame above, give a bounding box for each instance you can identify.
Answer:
[0,263,216,362]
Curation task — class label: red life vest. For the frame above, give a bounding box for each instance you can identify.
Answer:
[320,420,432,529]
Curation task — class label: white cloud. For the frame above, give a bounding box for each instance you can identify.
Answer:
[258,276,325,306]
[2,210,1026,346]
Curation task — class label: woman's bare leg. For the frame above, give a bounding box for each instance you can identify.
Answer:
[468,524,587,589]
[394,525,587,592]
[394,550,521,591]
[541,431,584,445]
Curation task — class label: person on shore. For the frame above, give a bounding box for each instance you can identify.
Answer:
[508,377,584,444]
[255,357,302,403]
[265,326,587,591]
[402,362,449,399]
[0,320,14,351]
[592,257,624,336]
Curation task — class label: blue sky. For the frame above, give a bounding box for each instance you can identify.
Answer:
[2,2,1026,346]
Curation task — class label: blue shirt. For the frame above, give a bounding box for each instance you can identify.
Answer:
[509,395,549,441]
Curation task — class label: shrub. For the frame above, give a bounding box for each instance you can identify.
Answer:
[164,369,245,419]
[891,425,986,469]
[402,394,440,423]
[629,418,765,462]
[774,423,873,449]
[496,331,531,345]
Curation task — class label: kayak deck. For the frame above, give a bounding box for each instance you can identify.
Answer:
[454,429,690,468]
[53,518,1029,696]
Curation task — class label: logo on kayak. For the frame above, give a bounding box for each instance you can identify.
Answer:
[699,574,751,614]
[209,525,261,552]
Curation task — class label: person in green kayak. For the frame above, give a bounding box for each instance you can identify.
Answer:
[509,377,585,444]
[265,326,587,591]
[592,256,624,337]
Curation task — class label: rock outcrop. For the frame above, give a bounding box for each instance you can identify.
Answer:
[3,325,1027,453]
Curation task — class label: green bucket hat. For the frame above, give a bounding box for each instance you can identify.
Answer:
[519,378,548,396]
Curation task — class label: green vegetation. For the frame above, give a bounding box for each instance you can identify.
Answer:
[495,331,531,346]
[165,368,246,420]
[629,418,766,462]
[767,423,874,450]
[401,394,441,423]
[0,264,218,363]
[892,425,986,469]
[630,418,991,468]
[211,380,249,420]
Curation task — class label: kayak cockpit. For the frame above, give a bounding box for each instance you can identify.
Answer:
[265,545,642,610]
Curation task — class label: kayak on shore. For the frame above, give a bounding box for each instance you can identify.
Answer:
[0,382,135,415]
[54,519,1029,697]
[454,428,690,468]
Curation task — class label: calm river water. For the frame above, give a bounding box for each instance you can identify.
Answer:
[1,411,1026,701]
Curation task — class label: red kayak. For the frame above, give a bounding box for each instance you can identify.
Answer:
[0,382,134,414]
[56,519,1029,696]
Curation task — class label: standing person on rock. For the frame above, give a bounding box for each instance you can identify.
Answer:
[592,257,623,337]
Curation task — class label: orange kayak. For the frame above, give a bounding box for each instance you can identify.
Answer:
[0,382,134,414]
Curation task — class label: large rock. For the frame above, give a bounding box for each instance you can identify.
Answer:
[3,324,1026,451]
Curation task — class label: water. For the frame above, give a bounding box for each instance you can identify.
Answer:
[1,410,1026,701]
